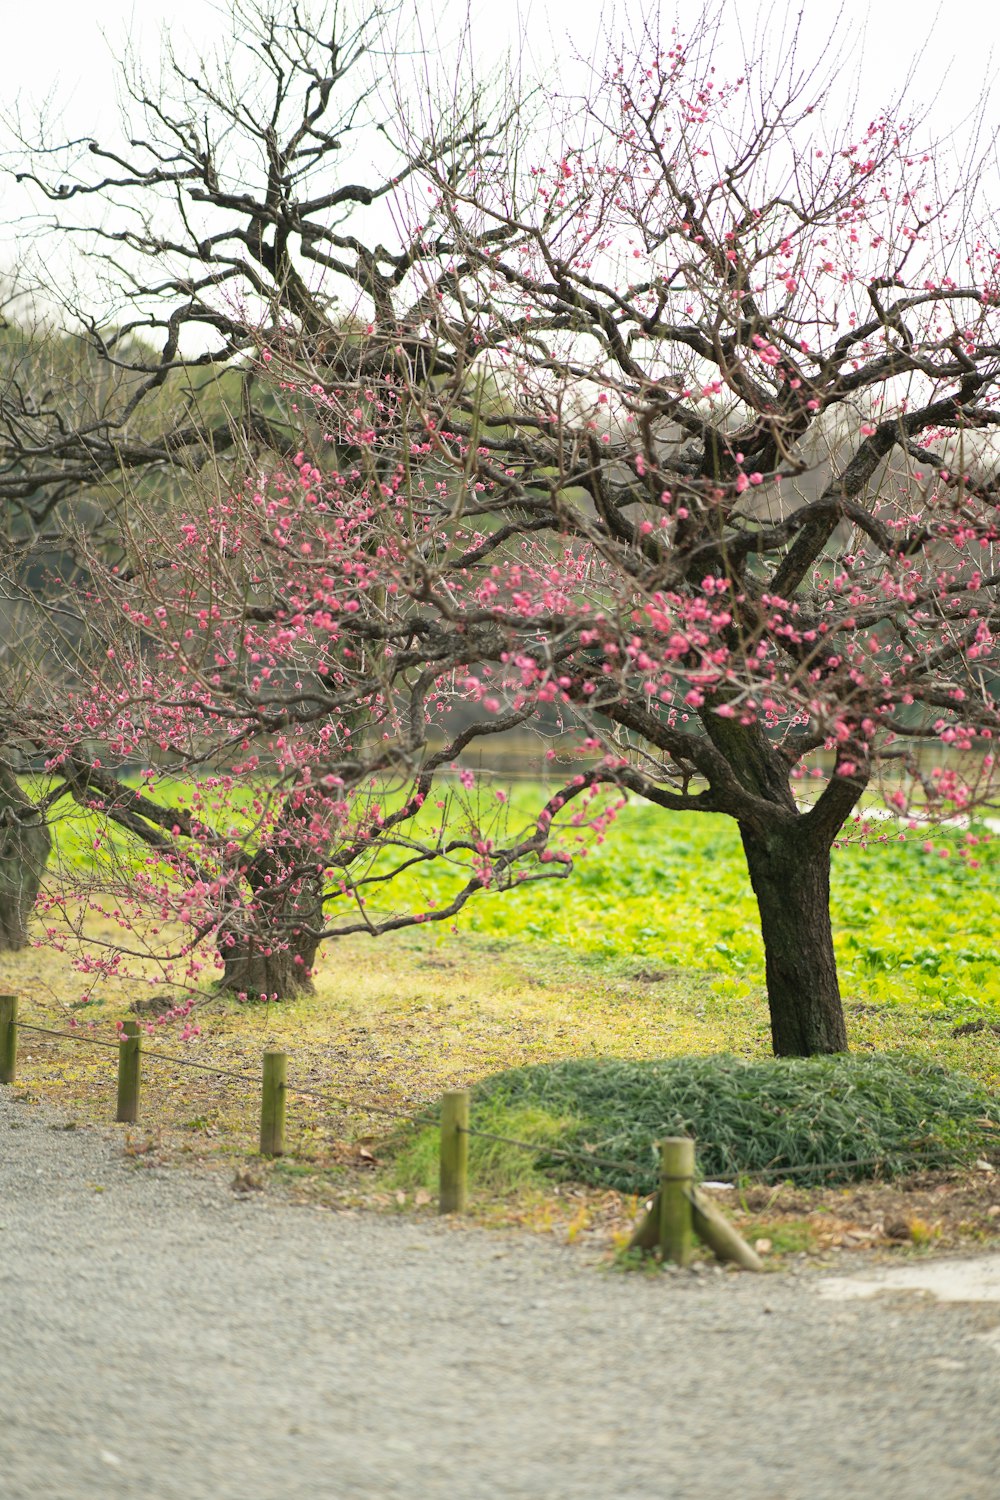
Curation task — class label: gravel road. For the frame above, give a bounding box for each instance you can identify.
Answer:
[2,1091,998,1500]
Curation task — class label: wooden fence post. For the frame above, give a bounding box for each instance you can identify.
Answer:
[116,1019,142,1123]
[0,995,17,1085]
[629,1179,763,1271]
[688,1187,764,1271]
[439,1089,469,1214]
[259,1051,287,1157]
[658,1136,695,1266]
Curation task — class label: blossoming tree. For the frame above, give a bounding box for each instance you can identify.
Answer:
[19,11,1000,1054]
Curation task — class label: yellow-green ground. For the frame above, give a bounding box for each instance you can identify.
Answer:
[3,911,998,1265]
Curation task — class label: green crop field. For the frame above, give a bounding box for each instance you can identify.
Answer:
[7,778,1000,1228]
[40,772,999,1025]
[377,798,1000,1022]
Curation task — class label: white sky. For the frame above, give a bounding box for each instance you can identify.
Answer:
[3,0,997,324]
[4,0,997,144]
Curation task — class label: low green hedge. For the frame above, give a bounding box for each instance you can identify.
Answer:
[442,1054,1000,1192]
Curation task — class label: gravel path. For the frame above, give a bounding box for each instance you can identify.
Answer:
[2,1092,998,1500]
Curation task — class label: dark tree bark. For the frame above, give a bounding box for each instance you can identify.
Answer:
[217,864,324,1000]
[698,713,851,1055]
[219,931,321,1000]
[740,822,848,1056]
[0,762,50,952]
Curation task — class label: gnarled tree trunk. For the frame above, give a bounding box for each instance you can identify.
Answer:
[0,761,51,952]
[740,822,847,1056]
[218,923,322,999]
[217,864,324,1000]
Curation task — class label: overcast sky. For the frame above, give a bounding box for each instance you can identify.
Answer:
[3,0,997,328]
[5,0,996,145]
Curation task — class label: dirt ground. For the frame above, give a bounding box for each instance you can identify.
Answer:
[3,920,999,1269]
[19,1080,998,1271]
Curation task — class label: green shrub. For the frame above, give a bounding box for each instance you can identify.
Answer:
[457,1053,1000,1191]
[389,1102,576,1197]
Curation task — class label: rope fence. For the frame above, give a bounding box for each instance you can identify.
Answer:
[0,991,983,1268]
[12,1016,438,1126]
[450,1122,973,1186]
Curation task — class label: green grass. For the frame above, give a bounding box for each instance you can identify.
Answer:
[41,760,998,1019]
[378,799,1000,1020]
[42,771,999,1034]
[17,773,1000,1203]
[393,1053,1000,1194]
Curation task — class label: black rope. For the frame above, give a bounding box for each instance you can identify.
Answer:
[459,1122,650,1178]
[276,1080,439,1127]
[743,1147,971,1182]
[12,1020,989,1185]
[138,1050,262,1087]
[18,1022,120,1051]
[15,1019,438,1125]
[458,1122,975,1186]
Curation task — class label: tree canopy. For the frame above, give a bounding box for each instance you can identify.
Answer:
[3,3,998,1053]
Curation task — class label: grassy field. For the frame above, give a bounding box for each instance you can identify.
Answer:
[374,800,1000,1023]
[6,798,998,1098]
[40,772,1000,1017]
[2,795,998,1257]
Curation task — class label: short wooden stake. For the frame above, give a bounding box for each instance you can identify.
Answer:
[688,1187,764,1271]
[658,1136,695,1266]
[626,1193,660,1254]
[116,1019,142,1123]
[259,1050,287,1157]
[0,995,18,1084]
[439,1089,469,1214]
[628,1186,762,1271]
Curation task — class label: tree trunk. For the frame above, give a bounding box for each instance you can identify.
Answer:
[0,763,51,953]
[740,823,847,1056]
[219,934,320,1000]
[217,876,323,1000]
